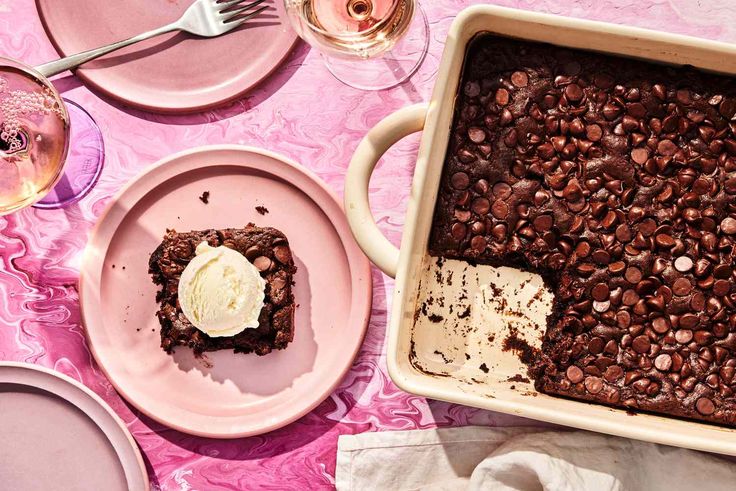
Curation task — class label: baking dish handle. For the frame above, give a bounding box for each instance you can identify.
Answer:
[345,103,428,278]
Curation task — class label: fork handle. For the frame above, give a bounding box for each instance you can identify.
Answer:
[35,22,181,79]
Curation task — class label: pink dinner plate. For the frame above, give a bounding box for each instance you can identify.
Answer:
[36,0,298,113]
[0,362,149,490]
[79,145,372,438]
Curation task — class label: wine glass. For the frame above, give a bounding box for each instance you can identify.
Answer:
[284,0,429,91]
[0,57,104,215]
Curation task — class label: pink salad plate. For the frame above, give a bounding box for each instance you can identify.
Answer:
[0,362,149,490]
[36,0,298,113]
[79,145,372,438]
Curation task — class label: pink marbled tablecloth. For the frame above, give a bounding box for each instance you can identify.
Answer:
[2,0,735,489]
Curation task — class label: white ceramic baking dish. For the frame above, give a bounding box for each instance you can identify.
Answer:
[344,5,736,455]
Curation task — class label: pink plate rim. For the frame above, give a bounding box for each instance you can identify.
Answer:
[34,1,299,113]
[0,361,150,490]
[78,145,373,438]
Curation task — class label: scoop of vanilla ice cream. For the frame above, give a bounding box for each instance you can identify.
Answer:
[178,241,266,337]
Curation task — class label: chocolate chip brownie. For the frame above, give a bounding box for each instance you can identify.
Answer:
[429,35,736,425]
[149,224,296,356]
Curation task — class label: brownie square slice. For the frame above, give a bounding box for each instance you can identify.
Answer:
[148,224,297,356]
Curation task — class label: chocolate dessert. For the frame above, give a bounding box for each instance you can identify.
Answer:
[429,35,736,425]
[149,224,296,356]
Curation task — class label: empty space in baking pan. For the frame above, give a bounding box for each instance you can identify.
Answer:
[410,256,553,393]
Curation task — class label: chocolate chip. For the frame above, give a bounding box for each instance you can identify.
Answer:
[725,177,736,195]
[592,283,610,302]
[696,397,716,416]
[675,329,693,344]
[714,264,732,279]
[491,223,507,242]
[585,124,602,142]
[495,88,510,106]
[632,335,651,354]
[615,224,632,242]
[244,246,261,261]
[603,103,622,120]
[654,354,672,371]
[451,222,467,240]
[672,278,692,296]
[253,256,272,272]
[674,256,693,273]
[589,337,605,354]
[678,315,698,331]
[719,98,736,119]
[652,317,670,334]
[533,214,553,232]
[451,172,470,189]
[604,365,623,382]
[566,365,584,383]
[609,261,626,274]
[470,236,487,253]
[714,279,731,296]
[471,197,491,215]
[616,310,632,328]
[639,219,656,237]
[721,217,736,234]
[584,376,604,394]
[622,289,639,306]
[491,200,509,219]
[625,267,642,284]
[454,208,471,223]
[655,234,675,248]
[631,148,649,165]
[592,249,611,264]
[565,83,584,102]
[510,71,528,87]
[468,127,486,144]
[499,108,513,126]
[593,300,611,313]
[273,245,291,264]
[464,81,480,97]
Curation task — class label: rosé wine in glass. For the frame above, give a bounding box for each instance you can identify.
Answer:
[285,0,429,90]
[0,57,69,215]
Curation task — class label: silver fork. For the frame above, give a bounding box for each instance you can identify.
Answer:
[35,0,269,78]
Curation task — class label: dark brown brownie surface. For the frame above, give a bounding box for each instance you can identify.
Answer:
[429,35,736,425]
[149,224,296,356]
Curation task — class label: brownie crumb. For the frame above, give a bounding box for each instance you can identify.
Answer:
[433,350,451,364]
[502,334,539,366]
[479,363,490,373]
[255,206,269,215]
[507,374,531,383]
[428,313,444,323]
[198,191,210,204]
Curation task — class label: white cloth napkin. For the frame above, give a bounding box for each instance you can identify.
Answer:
[335,426,736,490]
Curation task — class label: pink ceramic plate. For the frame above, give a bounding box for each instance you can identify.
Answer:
[79,146,372,438]
[0,362,149,490]
[36,0,298,113]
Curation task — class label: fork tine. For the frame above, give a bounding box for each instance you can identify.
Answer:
[216,0,246,9]
[221,0,268,20]
[222,5,269,28]
[218,0,265,14]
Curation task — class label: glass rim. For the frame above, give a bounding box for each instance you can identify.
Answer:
[293,0,413,41]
